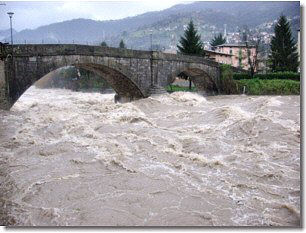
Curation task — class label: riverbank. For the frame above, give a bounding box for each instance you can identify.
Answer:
[236,79,300,95]
[167,79,300,96]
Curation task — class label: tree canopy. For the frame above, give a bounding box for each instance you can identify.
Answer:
[269,15,299,72]
[210,33,226,47]
[177,20,204,56]
[101,41,108,47]
[119,39,126,49]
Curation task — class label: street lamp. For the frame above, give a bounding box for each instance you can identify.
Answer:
[149,30,153,51]
[7,12,14,45]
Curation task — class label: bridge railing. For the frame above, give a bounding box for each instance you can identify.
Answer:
[0,39,148,51]
[0,39,101,46]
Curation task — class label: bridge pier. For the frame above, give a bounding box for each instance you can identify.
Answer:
[0,60,10,110]
[114,94,138,103]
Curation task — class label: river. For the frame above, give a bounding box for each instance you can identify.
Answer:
[0,87,300,226]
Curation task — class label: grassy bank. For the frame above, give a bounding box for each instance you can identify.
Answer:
[166,85,196,92]
[233,72,300,81]
[236,79,300,95]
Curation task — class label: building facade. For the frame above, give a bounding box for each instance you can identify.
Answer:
[204,50,233,65]
[213,44,257,70]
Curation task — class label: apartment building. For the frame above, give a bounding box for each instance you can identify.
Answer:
[212,43,257,70]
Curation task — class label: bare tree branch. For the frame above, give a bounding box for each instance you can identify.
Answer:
[245,37,261,77]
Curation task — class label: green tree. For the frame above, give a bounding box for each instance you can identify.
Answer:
[269,15,299,72]
[177,20,204,55]
[101,41,108,47]
[210,33,226,47]
[119,39,126,49]
[177,20,204,89]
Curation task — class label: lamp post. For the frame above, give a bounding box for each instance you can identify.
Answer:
[149,30,153,51]
[7,12,14,45]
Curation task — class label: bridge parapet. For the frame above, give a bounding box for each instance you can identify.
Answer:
[11,44,152,59]
[10,44,221,68]
[154,51,221,67]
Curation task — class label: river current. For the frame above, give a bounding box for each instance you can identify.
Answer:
[0,87,300,226]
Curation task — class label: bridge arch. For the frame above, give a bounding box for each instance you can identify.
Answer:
[168,67,219,95]
[8,55,146,106]
[75,63,145,99]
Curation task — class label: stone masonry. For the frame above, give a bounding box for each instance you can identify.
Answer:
[0,44,229,110]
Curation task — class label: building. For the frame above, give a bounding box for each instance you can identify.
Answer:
[204,50,233,65]
[213,43,257,70]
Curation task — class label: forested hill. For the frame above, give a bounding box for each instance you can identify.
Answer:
[3,1,300,50]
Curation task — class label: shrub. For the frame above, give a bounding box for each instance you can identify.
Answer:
[233,73,252,80]
[236,79,300,95]
[220,64,238,94]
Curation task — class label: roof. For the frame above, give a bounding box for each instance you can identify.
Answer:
[215,43,256,48]
[204,49,233,56]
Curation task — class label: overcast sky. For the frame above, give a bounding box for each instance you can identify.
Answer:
[0,1,188,31]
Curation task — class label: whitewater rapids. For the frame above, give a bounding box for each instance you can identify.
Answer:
[0,87,300,226]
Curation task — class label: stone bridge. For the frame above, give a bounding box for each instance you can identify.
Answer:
[0,44,242,109]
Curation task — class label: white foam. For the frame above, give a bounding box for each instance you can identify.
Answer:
[3,88,300,226]
[170,92,208,106]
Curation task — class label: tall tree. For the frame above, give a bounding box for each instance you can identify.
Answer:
[269,15,299,72]
[177,20,204,55]
[210,33,226,47]
[101,41,108,47]
[177,20,204,89]
[119,39,126,49]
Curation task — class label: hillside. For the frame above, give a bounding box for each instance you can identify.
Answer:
[2,1,300,50]
[0,29,17,42]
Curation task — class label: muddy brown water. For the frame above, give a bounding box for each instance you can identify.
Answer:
[0,87,300,226]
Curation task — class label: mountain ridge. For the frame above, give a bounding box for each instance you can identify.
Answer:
[2,1,300,50]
